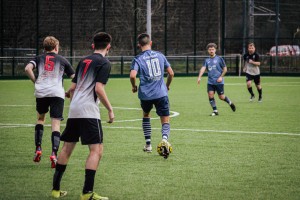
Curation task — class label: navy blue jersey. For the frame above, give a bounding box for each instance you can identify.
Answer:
[131,50,170,100]
[203,55,226,85]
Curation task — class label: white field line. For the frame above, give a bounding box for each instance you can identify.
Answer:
[0,105,180,122]
[0,123,299,137]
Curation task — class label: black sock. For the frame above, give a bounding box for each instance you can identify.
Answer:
[209,98,217,111]
[53,163,67,190]
[83,169,96,194]
[258,88,262,98]
[223,96,232,105]
[248,87,254,96]
[35,124,44,149]
[51,131,61,155]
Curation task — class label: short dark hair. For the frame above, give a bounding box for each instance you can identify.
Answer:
[248,42,255,47]
[137,33,151,47]
[206,43,217,50]
[43,36,59,51]
[93,32,112,50]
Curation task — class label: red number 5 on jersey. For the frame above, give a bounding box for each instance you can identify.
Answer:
[44,55,55,71]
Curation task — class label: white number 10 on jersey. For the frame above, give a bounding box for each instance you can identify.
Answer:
[146,58,161,77]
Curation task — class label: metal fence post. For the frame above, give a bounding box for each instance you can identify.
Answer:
[103,0,106,31]
[235,55,239,75]
[121,56,124,75]
[186,56,189,74]
[1,0,3,75]
[12,56,15,77]
[70,0,73,64]
[269,56,272,74]
[164,0,167,55]
[36,0,39,55]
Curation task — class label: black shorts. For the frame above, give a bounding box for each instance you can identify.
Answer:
[140,96,170,116]
[61,118,103,145]
[207,84,224,95]
[246,73,261,85]
[36,97,64,120]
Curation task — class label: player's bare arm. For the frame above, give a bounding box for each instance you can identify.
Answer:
[95,82,114,123]
[65,82,76,99]
[69,74,75,79]
[166,66,174,90]
[197,66,206,84]
[25,63,36,83]
[217,66,227,83]
[130,70,138,93]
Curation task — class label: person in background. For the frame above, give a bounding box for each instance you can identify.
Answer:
[243,42,263,102]
[197,43,236,116]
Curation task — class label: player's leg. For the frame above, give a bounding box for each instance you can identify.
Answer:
[254,75,262,102]
[52,118,80,198]
[141,100,153,152]
[49,97,65,168]
[34,98,49,162]
[33,112,46,162]
[50,118,61,168]
[155,96,170,141]
[83,144,103,193]
[217,85,236,112]
[80,119,108,200]
[246,74,255,101]
[207,84,218,116]
[156,115,171,159]
[81,144,108,200]
[52,141,76,198]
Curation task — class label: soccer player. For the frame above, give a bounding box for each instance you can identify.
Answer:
[130,33,174,158]
[24,36,75,168]
[197,43,236,116]
[243,43,263,102]
[51,32,114,200]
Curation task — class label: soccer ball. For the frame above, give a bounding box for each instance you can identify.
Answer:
[157,141,172,158]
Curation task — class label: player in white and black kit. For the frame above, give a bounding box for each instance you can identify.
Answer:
[25,36,75,168]
[243,43,263,102]
[51,32,114,200]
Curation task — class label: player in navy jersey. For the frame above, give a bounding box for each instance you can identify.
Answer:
[243,43,263,102]
[25,36,75,168]
[130,33,174,158]
[197,43,236,116]
[51,32,114,200]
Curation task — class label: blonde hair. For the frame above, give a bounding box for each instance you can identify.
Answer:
[43,36,59,51]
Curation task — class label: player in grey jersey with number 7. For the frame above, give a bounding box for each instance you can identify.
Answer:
[130,33,174,159]
[51,32,114,200]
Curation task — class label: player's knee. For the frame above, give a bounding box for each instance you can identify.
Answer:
[90,150,102,160]
[37,118,45,124]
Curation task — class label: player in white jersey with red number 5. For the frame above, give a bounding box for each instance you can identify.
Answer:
[25,36,75,168]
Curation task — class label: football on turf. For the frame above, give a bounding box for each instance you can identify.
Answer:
[157,141,173,157]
